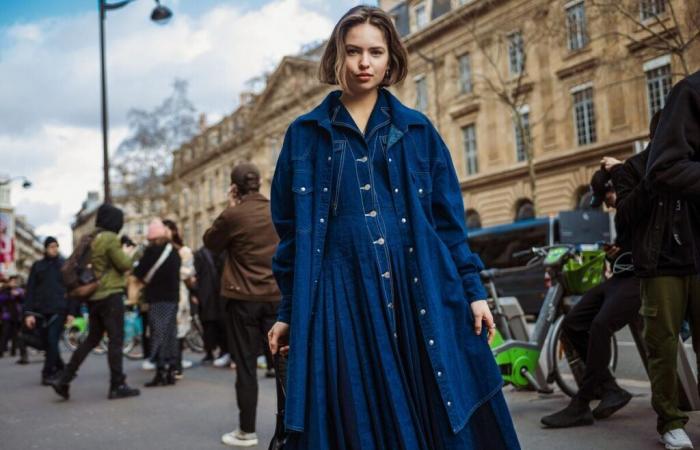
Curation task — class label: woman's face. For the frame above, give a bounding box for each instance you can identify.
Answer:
[342,22,389,95]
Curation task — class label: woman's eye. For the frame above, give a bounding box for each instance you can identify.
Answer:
[347,49,359,55]
[371,51,384,56]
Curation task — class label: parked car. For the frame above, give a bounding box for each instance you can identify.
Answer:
[468,210,612,316]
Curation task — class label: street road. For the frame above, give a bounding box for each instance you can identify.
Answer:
[1,342,699,450]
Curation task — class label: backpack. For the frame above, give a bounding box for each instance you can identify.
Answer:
[61,231,99,300]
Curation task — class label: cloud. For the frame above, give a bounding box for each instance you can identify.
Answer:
[0,0,337,248]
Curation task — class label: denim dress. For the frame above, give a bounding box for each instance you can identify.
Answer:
[284,91,520,450]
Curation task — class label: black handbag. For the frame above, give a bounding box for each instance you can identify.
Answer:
[268,354,289,450]
[18,313,49,351]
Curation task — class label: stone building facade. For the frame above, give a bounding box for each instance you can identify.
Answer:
[384,0,699,226]
[168,0,700,247]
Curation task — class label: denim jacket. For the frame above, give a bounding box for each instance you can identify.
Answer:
[271,89,502,434]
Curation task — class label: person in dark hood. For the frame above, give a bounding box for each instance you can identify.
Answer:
[640,71,700,449]
[23,237,71,384]
[50,203,140,401]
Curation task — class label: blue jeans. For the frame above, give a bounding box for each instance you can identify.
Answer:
[41,314,65,377]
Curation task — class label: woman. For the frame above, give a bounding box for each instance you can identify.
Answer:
[267,6,520,450]
[162,219,195,378]
[134,219,181,386]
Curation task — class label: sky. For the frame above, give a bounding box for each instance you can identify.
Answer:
[0,0,372,249]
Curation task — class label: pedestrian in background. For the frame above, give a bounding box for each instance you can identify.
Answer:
[133,219,181,387]
[192,246,228,365]
[23,237,70,385]
[642,70,700,450]
[267,6,520,449]
[50,204,140,401]
[204,162,281,448]
[162,219,195,379]
[0,275,28,363]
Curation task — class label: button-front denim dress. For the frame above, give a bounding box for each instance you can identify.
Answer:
[283,90,520,450]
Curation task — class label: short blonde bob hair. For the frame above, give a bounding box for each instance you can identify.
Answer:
[318,5,408,91]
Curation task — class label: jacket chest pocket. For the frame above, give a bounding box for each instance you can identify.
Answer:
[292,171,314,233]
[411,171,434,222]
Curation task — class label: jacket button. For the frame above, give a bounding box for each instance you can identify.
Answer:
[300,186,306,192]
[447,401,452,407]
[420,309,426,315]
[659,201,663,206]
[437,371,442,377]
[428,339,435,346]
[320,218,325,223]
[409,247,414,253]
[401,218,407,223]
[323,187,328,192]
[413,277,418,283]
[418,188,424,194]
[394,188,399,193]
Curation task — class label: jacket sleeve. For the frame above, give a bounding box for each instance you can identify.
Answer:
[203,207,238,254]
[646,80,700,195]
[23,262,38,315]
[610,150,651,239]
[106,234,133,273]
[270,126,295,323]
[429,128,488,303]
[133,246,157,281]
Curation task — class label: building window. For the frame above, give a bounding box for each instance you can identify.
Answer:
[572,85,596,146]
[640,0,666,21]
[462,125,478,175]
[458,53,473,94]
[645,59,672,119]
[415,76,428,112]
[566,1,588,51]
[514,107,531,162]
[465,209,482,230]
[508,32,525,76]
[414,2,428,31]
[514,198,535,221]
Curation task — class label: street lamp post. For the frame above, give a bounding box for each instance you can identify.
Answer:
[99,0,172,204]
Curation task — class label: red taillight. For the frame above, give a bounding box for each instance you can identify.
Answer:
[544,272,552,289]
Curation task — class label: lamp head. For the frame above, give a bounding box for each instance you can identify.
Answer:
[150,1,172,24]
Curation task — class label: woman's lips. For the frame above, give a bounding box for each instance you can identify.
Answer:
[357,73,373,81]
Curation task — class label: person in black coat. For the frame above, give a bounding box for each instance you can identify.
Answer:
[641,70,700,448]
[0,275,27,362]
[23,237,72,385]
[192,246,227,364]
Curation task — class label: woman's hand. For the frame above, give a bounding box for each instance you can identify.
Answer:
[601,156,623,172]
[470,300,496,345]
[268,321,290,356]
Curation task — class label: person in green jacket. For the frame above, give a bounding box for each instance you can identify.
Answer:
[50,204,141,401]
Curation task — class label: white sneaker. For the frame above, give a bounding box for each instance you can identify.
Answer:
[221,430,258,447]
[182,359,193,370]
[141,360,156,371]
[214,353,231,368]
[660,428,694,450]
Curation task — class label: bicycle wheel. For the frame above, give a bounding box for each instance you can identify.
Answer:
[62,327,83,352]
[184,315,204,353]
[548,314,618,397]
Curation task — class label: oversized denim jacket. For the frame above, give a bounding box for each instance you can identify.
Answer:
[271,89,503,434]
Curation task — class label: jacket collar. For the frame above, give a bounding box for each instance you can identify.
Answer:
[297,88,427,134]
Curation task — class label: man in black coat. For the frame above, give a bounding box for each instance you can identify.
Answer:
[23,237,72,385]
[641,70,700,449]
[192,246,227,364]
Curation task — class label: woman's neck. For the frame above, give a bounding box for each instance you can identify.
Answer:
[339,88,378,116]
[339,88,379,135]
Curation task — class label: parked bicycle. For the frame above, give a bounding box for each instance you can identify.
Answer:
[485,244,618,397]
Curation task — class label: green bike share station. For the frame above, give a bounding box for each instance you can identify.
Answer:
[470,211,700,410]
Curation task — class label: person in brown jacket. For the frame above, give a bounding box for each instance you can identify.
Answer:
[203,162,281,448]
